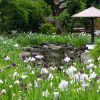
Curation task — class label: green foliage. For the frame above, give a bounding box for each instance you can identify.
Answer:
[57,0,87,33]
[69,34,89,46]
[0,0,99,34]
[41,23,56,34]
[90,43,100,60]
[0,0,51,33]
[15,33,90,46]
[67,0,86,15]
[85,0,98,7]
[0,34,100,100]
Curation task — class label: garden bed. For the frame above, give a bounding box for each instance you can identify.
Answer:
[0,33,100,100]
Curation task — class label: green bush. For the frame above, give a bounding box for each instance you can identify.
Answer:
[41,23,56,34]
[90,43,100,60]
[0,0,51,33]
[69,34,89,46]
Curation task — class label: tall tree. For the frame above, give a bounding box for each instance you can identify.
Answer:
[44,0,67,34]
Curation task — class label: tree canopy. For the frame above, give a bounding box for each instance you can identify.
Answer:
[0,0,99,34]
[0,0,51,33]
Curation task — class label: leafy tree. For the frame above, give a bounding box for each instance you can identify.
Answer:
[0,0,51,33]
[43,0,88,34]
[44,0,67,34]
[0,0,99,34]
[62,0,86,33]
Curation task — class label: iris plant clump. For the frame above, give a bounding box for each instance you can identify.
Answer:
[0,35,100,100]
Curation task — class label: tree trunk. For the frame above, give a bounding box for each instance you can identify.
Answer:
[55,20,63,34]
[44,0,67,34]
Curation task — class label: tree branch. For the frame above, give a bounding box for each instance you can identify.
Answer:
[58,7,67,14]
[44,0,55,6]
[57,0,67,7]
[44,0,57,13]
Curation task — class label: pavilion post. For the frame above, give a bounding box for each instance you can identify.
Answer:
[91,18,95,44]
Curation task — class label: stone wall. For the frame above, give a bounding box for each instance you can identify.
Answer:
[21,43,88,66]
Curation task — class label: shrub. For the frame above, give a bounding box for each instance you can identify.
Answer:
[0,0,51,33]
[41,23,56,34]
[90,43,100,60]
[69,34,89,46]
